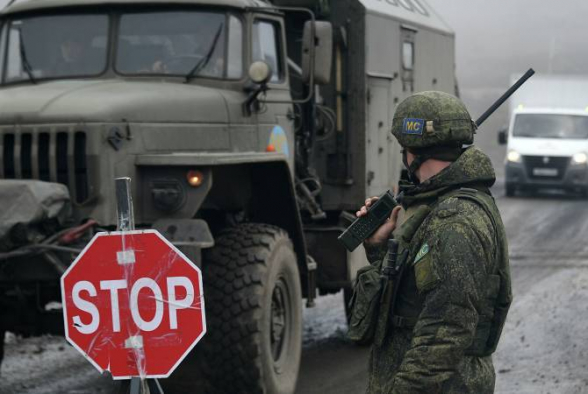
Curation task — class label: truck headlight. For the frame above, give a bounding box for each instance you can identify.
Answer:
[572,152,588,165]
[507,150,522,163]
[151,179,186,212]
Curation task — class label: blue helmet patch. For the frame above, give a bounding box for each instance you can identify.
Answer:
[402,118,425,135]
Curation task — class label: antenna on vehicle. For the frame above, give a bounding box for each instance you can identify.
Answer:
[475,68,535,127]
[4,0,18,9]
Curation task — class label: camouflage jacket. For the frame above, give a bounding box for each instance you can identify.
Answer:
[365,146,510,394]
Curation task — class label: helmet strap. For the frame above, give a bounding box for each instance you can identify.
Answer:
[403,150,431,185]
[403,145,463,184]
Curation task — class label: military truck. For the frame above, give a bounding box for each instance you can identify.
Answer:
[0,0,456,392]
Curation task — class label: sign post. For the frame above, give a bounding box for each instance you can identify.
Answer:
[61,178,206,393]
[116,177,156,394]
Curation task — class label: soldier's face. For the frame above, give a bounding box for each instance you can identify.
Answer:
[405,151,415,167]
[404,150,422,182]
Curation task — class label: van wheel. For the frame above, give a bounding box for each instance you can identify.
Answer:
[201,223,302,394]
[505,183,515,197]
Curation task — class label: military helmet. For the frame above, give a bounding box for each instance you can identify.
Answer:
[391,91,475,150]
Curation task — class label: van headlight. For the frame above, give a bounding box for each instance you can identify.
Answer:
[572,152,588,165]
[507,150,522,163]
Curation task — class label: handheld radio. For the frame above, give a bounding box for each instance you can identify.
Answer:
[337,191,399,252]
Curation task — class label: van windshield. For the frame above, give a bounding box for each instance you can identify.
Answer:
[513,114,588,139]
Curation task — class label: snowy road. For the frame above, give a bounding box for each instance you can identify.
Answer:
[3,188,588,394]
[493,192,588,394]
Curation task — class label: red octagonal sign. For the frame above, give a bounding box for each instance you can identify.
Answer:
[61,230,206,379]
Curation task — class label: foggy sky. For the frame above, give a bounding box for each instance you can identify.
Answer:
[427,0,588,92]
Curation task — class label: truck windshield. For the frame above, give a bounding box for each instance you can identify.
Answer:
[0,10,243,84]
[116,11,241,79]
[3,14,109,83]
[513,114,588,139]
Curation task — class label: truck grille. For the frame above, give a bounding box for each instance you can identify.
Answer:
[524,155,569,181]
[1,129,90,203]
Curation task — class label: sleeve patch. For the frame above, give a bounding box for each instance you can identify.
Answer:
[413,243,430,264]
[414,251,441,294]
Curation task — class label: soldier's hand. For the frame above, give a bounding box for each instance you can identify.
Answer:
[356,197,402,246]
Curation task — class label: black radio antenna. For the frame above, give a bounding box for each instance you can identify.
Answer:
[475,68,535,127]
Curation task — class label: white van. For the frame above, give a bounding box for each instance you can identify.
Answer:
[499,75,588,196]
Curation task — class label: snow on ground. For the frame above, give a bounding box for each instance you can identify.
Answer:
[302,292,348,346]
[0,292,350,394]
[494,265,588,394]
[0,333,116,394]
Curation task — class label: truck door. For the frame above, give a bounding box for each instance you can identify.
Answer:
[251,16,295,173]
[366,76,402,197]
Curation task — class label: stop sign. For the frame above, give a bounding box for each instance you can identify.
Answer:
[61,230,206,379]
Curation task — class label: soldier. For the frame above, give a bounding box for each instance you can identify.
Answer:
[355,91,512,393]
[51,34,97,77]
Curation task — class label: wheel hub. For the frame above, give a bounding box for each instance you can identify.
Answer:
[270,278,289,365]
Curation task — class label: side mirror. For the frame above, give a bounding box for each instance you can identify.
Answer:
[302,21,333,85]
[498,128,508,145]
[248,61,273,85]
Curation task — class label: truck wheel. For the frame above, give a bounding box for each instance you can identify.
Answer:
[201,223,302,394]
[505,183,515,197]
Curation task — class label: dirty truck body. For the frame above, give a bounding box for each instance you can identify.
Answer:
[0,0,455,392]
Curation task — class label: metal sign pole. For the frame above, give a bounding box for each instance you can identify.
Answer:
[115,177,164,394]
[116,177,135,232]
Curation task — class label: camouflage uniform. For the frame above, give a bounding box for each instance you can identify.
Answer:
[362,92,511,394]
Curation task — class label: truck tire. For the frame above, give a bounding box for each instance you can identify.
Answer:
[201,223,302,394]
